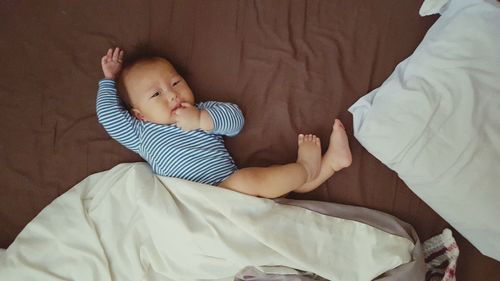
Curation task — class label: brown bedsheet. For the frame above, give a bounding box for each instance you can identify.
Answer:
[1,0,498,279]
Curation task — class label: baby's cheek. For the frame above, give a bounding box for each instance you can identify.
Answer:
[181,89,195,104]
[150,105,169,124]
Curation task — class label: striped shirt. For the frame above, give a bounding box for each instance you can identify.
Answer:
[96,79,244,185]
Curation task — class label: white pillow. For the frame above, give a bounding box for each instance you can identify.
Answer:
[349,0,500,261]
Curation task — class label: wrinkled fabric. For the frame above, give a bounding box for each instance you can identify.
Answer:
[0,163,421,281]
[2,0,498,279]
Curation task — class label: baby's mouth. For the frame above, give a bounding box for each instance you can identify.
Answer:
[171,103,182,114]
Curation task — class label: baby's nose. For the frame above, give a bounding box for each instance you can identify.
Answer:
[167,90,178,101]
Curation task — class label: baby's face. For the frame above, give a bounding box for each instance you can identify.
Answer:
[122,58,194,125]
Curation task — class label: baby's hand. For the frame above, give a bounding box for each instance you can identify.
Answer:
[174,103,201,131]
[101,47,124,80]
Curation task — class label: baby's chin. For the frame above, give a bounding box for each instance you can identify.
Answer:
[153,120,176,126]
[142,116,175,126]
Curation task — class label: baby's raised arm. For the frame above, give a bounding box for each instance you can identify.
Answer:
[96,48,141,154]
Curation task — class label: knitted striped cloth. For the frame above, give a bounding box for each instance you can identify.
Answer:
[423,229,459,281]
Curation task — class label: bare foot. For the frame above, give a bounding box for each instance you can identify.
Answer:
[324,119,352,172]
[296,134,321,181]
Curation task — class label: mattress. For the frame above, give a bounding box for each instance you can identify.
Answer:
[0,0,498,279]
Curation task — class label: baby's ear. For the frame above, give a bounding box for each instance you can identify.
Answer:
[131,108,146,121]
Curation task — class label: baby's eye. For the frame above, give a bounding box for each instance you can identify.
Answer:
[151,92,160,98]
[173,80,181,87]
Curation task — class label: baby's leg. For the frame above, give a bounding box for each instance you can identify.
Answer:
[294,119,352,193]
[219,134,321,198]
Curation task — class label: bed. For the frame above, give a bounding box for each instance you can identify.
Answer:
[0,0,499,280]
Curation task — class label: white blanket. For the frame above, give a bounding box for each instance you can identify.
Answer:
[349,0,500,261]
[0,163,416,281]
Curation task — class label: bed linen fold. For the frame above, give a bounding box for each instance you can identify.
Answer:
[0,163,424,281]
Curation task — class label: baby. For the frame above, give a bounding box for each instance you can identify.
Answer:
[97,47,352,198]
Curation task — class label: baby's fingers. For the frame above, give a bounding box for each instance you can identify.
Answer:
[101,48,112,64]
[101,55,110,66]
[112,47,121,61]
[119,50,124,62]
[104,48,113,61]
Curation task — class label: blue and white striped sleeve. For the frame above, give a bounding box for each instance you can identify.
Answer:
[96,79,141,153]
[198,101,245,137]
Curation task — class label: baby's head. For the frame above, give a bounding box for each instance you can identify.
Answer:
[118,47,194,125]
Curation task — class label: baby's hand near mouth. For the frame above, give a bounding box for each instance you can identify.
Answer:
[174,103,201,131]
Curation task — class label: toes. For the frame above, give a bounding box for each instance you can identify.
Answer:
[300,134,322,145]
[298,134,304,144]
